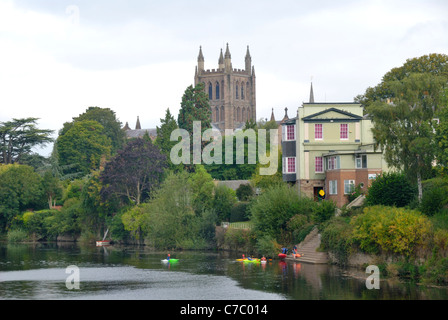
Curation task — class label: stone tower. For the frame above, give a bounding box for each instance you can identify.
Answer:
[194,44,256,132]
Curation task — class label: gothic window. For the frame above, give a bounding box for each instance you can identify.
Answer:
[220,106,225,122]
[246,82,250,100]
[241,86,244,100]
[221,81,224,99]
[236,83,239,99]
[216,82,220,100]
[209,83,213,100]
[242,107,246,122]
[215,106,219,122]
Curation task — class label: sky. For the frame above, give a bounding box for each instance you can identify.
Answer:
[1,0,447,156]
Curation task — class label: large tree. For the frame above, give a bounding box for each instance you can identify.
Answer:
[361,55,448,200]
[100,138,167,206]
[155,108,180,170]
[0,118,53,165]
[178,83,212,137]
[55,120,112,176]
[69,106,126,154]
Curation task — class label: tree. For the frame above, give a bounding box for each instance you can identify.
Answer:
[0,118,53,165]
[178,83,212,137]
[55,120,112,176]
[155,108,180,170]
[435,89,448,174]
[61,107,126,154]
[100,138,167,206]
[356,53,448,105]
[213,184,237,223]
[0,164,45,230]
[366,73,446,200]
[41,171,63,209]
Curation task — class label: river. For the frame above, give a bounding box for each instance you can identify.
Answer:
[1,242,448,301]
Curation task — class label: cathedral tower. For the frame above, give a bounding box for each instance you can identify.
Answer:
[194,43,256,132]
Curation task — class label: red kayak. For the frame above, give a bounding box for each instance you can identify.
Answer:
[278,253,287,259]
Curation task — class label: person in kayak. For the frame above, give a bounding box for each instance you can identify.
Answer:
[167,253,170,261]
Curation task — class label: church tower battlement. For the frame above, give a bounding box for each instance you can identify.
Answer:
[194,43,256,132]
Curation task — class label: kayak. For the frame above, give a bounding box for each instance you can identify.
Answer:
[278,253,287,259]
[236,258,260,263]
[161,258,179,263]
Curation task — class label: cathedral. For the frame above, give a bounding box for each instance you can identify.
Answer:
[194,44,256,132]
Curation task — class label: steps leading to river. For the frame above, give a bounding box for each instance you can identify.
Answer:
[287,227,329,264]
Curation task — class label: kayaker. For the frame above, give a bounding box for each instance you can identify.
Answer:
[167,253,170,261]
[261,256,267,261]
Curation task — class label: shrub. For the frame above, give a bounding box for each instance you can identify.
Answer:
[230,202,250,222]
[311,200,337,224]
[7,229,29,242]
[351,205,432,257]
[255,235,281,257]
[250,183,315,241]
[236,183,254,201]
[320,217,354,266]
[366,172,417,207]
[213,184,237,223]
[419,185,448,216]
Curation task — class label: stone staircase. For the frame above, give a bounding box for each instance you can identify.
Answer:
[287,227,328,264]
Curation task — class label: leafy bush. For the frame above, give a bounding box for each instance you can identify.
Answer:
[320,217,354,266]
[420,187,448,216]
[255,235,281,257]
[7,229,28,242]
[236,183,254,201]
[311,200,337,224]
[250,183,315,241]
[230,202,250,222]
[213,184,237,223]
[351,205,432,257]
[366,172,417,207]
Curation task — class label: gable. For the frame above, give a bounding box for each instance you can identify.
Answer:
[302,108,363,123]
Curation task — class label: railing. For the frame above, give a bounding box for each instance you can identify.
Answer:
[221,222,252,230]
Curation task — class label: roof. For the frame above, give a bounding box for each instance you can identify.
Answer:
[125,128,157,139]
[302,107,363,123]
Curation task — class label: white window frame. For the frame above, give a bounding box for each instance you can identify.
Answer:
[344,180,355,194]
[329,180,337,195]
[355,154,367,169]
[327,156,339,170]
[314,123,323,140]
[340,123,348,140]
[283,157,296,174]
[315,156,324,173]
[282,124,296,141]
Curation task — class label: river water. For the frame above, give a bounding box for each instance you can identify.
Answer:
[1,242,448,300]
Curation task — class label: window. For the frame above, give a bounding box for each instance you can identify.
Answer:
[216,83,220,100]
[344,180,355,194]
[241,86,244,100]
[327,156,338,170]
[208,83,213,100]
[282,124,296,141]
[236,84,239,99]
[315,124,323,140]
[329,180,337,195]
[355,154,367,169]
[340,124,348,140]
[283,157,296,174]
[315,156,323,173]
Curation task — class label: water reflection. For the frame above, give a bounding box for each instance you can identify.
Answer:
[1,243,448,300]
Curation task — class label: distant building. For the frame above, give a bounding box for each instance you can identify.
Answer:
[194,43,256,132]
[122,116,157,141]
[281,83,389,207]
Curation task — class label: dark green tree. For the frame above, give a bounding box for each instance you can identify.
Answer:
[0,118,53,165]
[178,83,212,137]
[155,108,180,170]
[100,138,167,206]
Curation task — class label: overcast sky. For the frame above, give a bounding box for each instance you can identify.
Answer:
[1,0,447,156]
